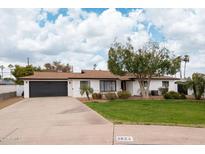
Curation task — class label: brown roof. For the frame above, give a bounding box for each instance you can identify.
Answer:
[20,70,179,80]
[20,70,119,80]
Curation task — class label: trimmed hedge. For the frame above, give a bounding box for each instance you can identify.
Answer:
[163,91,186,99]
[92,93,102,99]
[117,91,131,99]
[105,92,118,100]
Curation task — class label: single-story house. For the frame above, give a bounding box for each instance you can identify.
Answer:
[21,70,179,98]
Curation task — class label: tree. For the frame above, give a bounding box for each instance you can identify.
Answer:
[93,64,97,70]
[177,56,183,79]
[186,73,205,100]
[43,61,71,72]
[8,64,14,78]
[11,65,40,85]
[0,65,5,78]
[183,55,190,79]
[108,40,180,98]
[80,85,93,100]
[8,64,14,69]
[44,63,53,70]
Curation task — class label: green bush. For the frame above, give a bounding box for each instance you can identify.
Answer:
[117,91,131,99]
[163,91,186,99]
[105,92,118,100]
[158,87,168,95]
[92,93,102,99]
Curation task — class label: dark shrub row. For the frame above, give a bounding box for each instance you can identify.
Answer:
[92,91,131,100]
[117,91,131,99]
[92,93,102,99]
[163,91,186,99]
[104,92,118,100]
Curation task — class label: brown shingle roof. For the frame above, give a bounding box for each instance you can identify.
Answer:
[20,70,179,80]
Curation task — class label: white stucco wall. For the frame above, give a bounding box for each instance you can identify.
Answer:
[126,81,133,95]
[24,80,29,98]
[126,80,178,96]
[71,79,121,97]
[168,80,178,91]
[188,88,193,96]
[71,79,100,97]
[23,78,179,98]
[116,80,121,91]
[67,80,72,97]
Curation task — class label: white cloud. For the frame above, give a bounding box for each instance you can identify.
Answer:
[43,8,59,15]
[0,8,204,77]
[0,8,148,73]
[145,8,205,76]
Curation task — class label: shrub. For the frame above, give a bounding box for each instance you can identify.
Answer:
[163,91,186,99]
[105,92,118,100]
[92,93,102,99]
[158,87,168,95]
[117,91,131,99]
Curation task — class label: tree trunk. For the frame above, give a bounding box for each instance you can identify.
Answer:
[184,62,187,79]
[86,91,90,100]
[145,79,151,98]
[180,61,182,79]
[138,80,149,98]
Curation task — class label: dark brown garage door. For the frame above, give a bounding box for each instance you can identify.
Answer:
[29,81,67,97]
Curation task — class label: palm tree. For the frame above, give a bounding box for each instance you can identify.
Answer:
[186,73,205,100]
[176,56,183,79]
[80,85,93,100]
[0,65,5,79]
[8,64,14,78]
[183,55,190,79]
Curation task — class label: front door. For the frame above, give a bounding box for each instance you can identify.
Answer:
[121,81,126,91]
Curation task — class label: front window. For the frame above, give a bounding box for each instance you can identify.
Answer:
[80,81,90,88]
[144,81,148,87]
[100,80,116,92]
[162,81,169,88]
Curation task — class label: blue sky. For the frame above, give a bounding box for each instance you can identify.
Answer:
[0,8,205,77]
[42,8,165,42]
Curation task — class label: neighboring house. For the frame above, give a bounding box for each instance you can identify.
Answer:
[21,70,179,98]
[0,79,15,85]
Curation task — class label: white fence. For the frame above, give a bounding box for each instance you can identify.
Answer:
[0,85,24,96]
[16,85,24,96]
[0,85,16,94]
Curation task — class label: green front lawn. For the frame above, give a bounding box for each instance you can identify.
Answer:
[86,100,205,127]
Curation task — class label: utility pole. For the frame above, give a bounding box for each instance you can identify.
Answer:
[27,57,30,66]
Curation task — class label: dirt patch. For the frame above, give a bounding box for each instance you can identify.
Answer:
[0,97,23,109]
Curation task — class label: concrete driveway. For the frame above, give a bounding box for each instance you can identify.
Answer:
[0,97,113,144]
[1,97,205,145]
